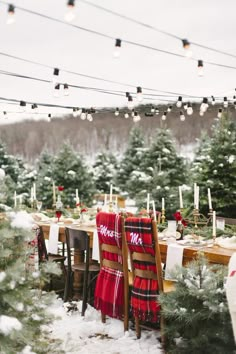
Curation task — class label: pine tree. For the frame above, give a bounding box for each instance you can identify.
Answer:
[93,152,118,193]
[159,255,236,353]
[36,151,55,209]
[116,126,147,198]
[0,220,63,353]
[192,114,236,217]
[52,143,95,207]
[141,129,187,216]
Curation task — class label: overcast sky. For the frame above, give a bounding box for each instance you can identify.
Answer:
[0,0,236,122]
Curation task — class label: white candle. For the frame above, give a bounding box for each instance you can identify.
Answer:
[104,193,107,206]
[179,186,183,209]
[147,193,150,213]
[14,191,17,208]
[75,188,79,203]
[194,183,197,209]
[212,210,216,237]
[33,183,36,200]
[152,200,157,221]
[162,197,165,210]
[208,188,212,210]
[30,187,34,202]
[109,184,113,203]
[196,186,199,210]
[52,181,56,204]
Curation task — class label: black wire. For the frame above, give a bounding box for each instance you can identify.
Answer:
[0,1,235,72]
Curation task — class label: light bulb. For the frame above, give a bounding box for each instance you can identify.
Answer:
[52,68,59,85]
[180,111,185,121]
[131,109,135,117]
[64,84,69,96]
[199,110,204,116]
[19,101,26,113]
[133,112,140,122]
[200,98,208,113]
[80,109,86,120]
[136,86,143,102]
[113,38,121,58]
[223,97,228,108]
[124,113,129,119]
[211,96,215,105]
[72,108,78,117]
[217,108,222,119]
[155,108,159,115]
[53,84,60,98]
[161,112,167,121]
[182,39,192,58]
[150,106,155,113]
[167,105,173,112]
[87,111,93,121]
[127,96,134,110]
[31,104,38,113]
[198,60,204,76]
[187,104,193,115]
[114,108,119,116]
[65,0,76,22]
[183,103,188,110]
[176,96,182,108]
[6,4,15,25]
[3,111,7,119]
[47,114,51,122]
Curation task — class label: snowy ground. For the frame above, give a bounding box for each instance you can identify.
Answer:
[49,298,163,354]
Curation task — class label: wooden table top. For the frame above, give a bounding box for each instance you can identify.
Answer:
[38,222,235,266]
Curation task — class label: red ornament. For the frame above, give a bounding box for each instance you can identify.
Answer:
[173,211,182,221]
[58,186,64,191]
[81,208,88,213]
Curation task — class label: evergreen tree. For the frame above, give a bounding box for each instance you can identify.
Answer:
[36,151,55,209]
[16,164,37,207]
[0,221,62,353]
[192,114,236,217]
[116,127,147,197]
[52,143,95,207]
[160,255,236,353]
[93,152,118,194]
[141,129,187,216]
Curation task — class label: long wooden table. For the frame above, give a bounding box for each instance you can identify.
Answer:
[38,222,235,266]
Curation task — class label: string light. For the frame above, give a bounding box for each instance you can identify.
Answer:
[31,103,38,113]
[167,105,172,112]
[180,111,185,121]
[64,84,69,96]
[187,103,193,115]
[7,4,15,25]
[155,108,159,115]
[54,83,60,98]
[136,86,143,102]
[113,39,121,58]
[133,111,141,122]
[176,96,182,108]
[217,108,222,118]
[52,68,60,84]
[114,107,119,116]
[124,112,129,118]
[161,111,167,120]
[182,39,192,58]
[199,110,204,116]
[198,60,204,76]
[131,109,135,117]
[20,100,26,112]
[127,95,134,110]
[200,97,208,113]
[65,0,76,22]
[47,113,51,122]
[3,111,8,119]
[87,110,93,121]
[150,105,155,113]
[72,108,78,117]
[211,96,216,105]
[80,108,86,120]
[223,96,228,108]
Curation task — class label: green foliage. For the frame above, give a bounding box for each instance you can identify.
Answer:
[93,152,118,193]
[36,151,55,209]
[159,255,236,353]
[0,221,63,354]
[192,114,236,217]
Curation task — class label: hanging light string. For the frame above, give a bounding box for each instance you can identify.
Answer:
[0,2,236,72]
[79,0,236,60]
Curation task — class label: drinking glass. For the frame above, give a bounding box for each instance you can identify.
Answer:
[36,200,42,212]
[55,210,62,222]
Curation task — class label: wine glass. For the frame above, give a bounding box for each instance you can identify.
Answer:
[36,200,42,212]
[55,210,62,223]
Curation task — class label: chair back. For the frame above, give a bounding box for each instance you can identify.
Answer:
[65,227,90,272]
[124,216,163,323]
[37,226,49,262]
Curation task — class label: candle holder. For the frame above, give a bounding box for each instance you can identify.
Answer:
[185,208,209,228]
[161,208,165,224]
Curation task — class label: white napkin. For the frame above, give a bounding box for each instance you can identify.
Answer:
[226,253,236,343]
[165,244,184,280]
[48,223,59,254]
[92,230,100,262]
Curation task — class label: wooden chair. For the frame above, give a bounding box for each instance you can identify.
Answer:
[64,227,100,316]
[37,226,67,291]
[124,217,174,340]
[94,212,129,331]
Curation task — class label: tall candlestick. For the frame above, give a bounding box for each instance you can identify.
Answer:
[33,183,36,201]
[194,183,197,209]
[162,197,165,210]
[147,193,150,213]
[52,181,56,205]
[75,188,79,203]
[212,210,216,237]
[14,191,17,208]
[152,200,157,221]
[179,186,183,209]
[109,184,113,203]
[208,188,212,210]
[30,187,34,203]
[196,186,199,210]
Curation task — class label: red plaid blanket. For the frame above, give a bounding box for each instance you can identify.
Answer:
[125,217,160,323]
[94,212,124,319]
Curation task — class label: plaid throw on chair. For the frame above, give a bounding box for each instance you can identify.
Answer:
[125,217,161,323]
[94,212,124,319]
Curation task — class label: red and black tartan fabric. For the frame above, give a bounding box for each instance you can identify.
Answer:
[125,217,161,323]
[94,212,124,319]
